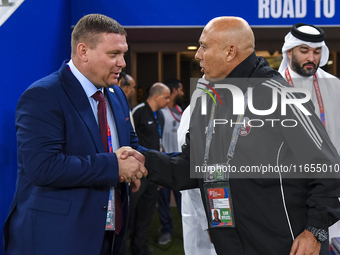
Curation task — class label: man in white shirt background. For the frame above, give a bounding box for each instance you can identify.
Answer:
[278,22,340,242]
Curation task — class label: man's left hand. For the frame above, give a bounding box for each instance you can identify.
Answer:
[289,230,321,255]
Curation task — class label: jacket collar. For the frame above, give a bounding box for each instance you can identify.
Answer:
[210,52,260,92]
[226,51,259,79]
[144,101,154,113]
[213,52,279,92]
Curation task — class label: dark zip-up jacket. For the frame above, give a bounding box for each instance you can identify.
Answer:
[132,101,164,151]
[144,52,340,255]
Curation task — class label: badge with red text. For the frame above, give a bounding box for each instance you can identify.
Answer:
[239,117,251,136]
[105,188,115,231]
[204,182,235,228]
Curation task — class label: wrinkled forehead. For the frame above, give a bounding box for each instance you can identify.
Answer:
[199,27,224,45]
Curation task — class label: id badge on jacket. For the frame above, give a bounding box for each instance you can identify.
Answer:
[203,163,235,228]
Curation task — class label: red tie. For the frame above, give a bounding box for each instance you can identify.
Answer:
[92,91,123,235]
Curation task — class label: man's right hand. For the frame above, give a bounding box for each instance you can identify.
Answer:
[115,147,147,183]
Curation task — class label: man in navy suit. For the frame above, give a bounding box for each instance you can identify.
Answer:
[3,14,147,255]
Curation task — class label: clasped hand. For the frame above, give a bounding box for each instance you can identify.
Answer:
[115,147,147,183]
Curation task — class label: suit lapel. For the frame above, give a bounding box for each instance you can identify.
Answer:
[105,88,131,199]
[58,61,105,153]
[105,87,129,147]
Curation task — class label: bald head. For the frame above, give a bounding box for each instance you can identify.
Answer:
[148,83,168,98]
[195,16,255,80]
[205,17,254,53]
[147,83,170,111]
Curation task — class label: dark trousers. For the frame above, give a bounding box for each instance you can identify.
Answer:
[100,230,126,255]
[158,187,182,233]
[129,178,158,255]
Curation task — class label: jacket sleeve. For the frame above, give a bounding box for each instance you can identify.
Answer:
[144,132,199,191]
[277,88,340,229]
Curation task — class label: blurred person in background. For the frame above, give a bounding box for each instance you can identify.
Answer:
[178,103,217,255]
[157,78,184,245]
[129,83,170,255]
[117,72,137,129]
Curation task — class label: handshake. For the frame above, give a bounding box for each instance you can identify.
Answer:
[115,147,148,184]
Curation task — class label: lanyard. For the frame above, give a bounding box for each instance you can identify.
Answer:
[153,111,163,151]
[153,111,162,138]
[285,68,326,128]
[168,105,182,122]
[203,90,249,166]
[175,105,183,115]
[107,124,113,153]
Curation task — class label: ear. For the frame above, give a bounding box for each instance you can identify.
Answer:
[123,86,130,95]
[77,43,89,62]
[172,87,177,95]
[225,44,237,62]
[287,49,293,59]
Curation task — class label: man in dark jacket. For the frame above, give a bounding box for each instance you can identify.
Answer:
[131,17,340,255]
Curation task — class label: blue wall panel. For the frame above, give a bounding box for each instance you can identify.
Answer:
[0,0,71,254]
[71,0,340,27]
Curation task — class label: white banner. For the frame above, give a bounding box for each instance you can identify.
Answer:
[0,0,25,27]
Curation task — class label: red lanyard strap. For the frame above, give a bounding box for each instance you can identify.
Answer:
[175,105,183,115]
[285,68,325,128]
[169,106,181,122]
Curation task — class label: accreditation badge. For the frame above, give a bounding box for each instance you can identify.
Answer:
[105,188,115,231]
[204,163,229,182]
[204,181,235,228]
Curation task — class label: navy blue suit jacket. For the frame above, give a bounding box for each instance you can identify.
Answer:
[4,61,145,255]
